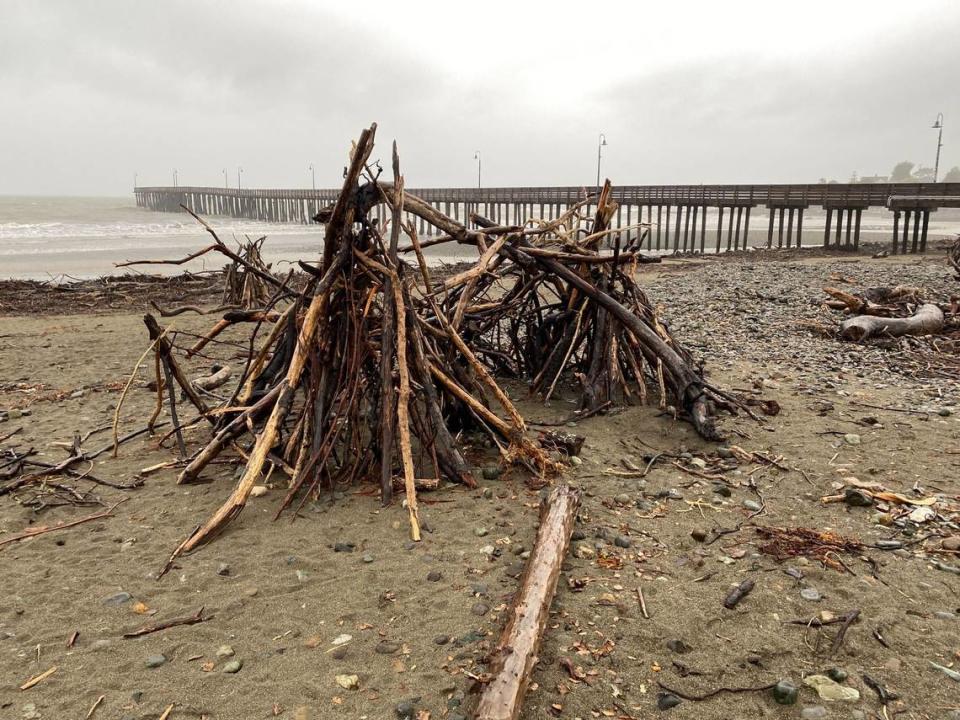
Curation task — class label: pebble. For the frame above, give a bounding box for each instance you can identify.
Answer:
[690,528,708,542]
[665,639,691,654]
[717,446,734,459]
[800,587,822,602]
[433,635,450,645]
[804,674,860,701]
[471,583,489,596]
[843,487,874,507]
[471,602,490,616]
[375,640,401,654]
[938,408,952,416]
[934,611,956,620]
[827,667,847,682]
[482,465,502,480]
[942,535,960,551]
[90,639,111,651]
[103,591,133,606]
[426,570,442,582]
[614,493,632,505]
[511,544,526,555]
[656,692,682,710]
[569,455,582,466]
[479,544,496,557]
[474,527,489,537]
[335,674,359,690]
[570,529,586,541]
[362,554,374,563]
[875,539,902,550]
[296,569,308,582]
[222,659,243,673]
[801,707,828,720]
[844,433,861,445]
[395,700,417,719]
[772,679,799,705]
[250,485,268,497]
[216,563,231,576]
[145,654,167,668]
[574,544,595,559]
[743,499,762,512]
[614,535,631,548]
[331,633,352,646]
[333,542,355,553]
[481,487,494,499]
[130,690,143,703]
[216,645,235,659]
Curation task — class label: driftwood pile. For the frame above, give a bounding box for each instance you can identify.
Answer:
[222,236,273,309]
[120,125,730,575]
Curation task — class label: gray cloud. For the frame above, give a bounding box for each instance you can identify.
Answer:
[0,0,957,195]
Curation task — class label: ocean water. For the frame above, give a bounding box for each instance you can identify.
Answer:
[0,196,330,280]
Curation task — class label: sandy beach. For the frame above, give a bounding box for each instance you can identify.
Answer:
[2,251,958,719]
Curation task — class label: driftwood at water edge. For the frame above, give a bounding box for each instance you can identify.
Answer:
[475,484,581,720]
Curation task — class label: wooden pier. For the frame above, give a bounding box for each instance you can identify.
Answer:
[135,182,960,254]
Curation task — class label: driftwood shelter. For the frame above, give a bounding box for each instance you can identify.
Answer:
[100,125,738,718]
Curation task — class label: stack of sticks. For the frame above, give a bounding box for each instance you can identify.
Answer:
[130,125,731,570]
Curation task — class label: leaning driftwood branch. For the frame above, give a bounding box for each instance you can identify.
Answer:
[839,303,945,341]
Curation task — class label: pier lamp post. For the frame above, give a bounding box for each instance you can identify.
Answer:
[134,172,138,189]
[173,169,178,188]
[474,151,481,189]
[237,167,243,190]
[932,113,944,182]
[596,133,607,191]
[223,169,228,188]
[309,164,316,191]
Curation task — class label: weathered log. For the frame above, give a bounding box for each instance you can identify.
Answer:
[475,484,582,720]
[839,303,944,341]
[192,365,232,392]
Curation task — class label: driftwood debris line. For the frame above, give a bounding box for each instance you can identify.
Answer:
[822,282,955,342]
[119,125,730,572]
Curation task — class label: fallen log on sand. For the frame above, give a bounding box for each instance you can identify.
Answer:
[839,303,944,341]
[475,484,581,720]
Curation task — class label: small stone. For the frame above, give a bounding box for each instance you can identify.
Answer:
[934,611,957,620]
[395,700,416,719]
[574,544,595,559]
[471,583,489,596]
[335,674,359,690]
[941,536,960,551]
[844,433,861,445]
[482,487,494,499]
[222,659,243,673]
[433,635,450,645]
[772,679,799,705]
[843,487,874,507]
[145,654,167,668]
[713,484,732,497]
[216,563,230,576]
[296,569,308,582]
[690,529,708,542]
[743,499,762,512]
[875,539,902,550]
[803,674,860,701]
[471,602,490,616]
[331,633,352,646]
[375,640,401,655]
[427,570,442,582]
[717,446,734,459]
[90,639,111,651]
[331,646,348,660]
[333,542,355,553]
[614,535,631,548]
[474,527,489,537]
[800,587,822,602]
[103,591,132,606]
[801,706,828,720]
[216,645,235,659]
[569,455,583,466]
[479,544,496,557]
[614,493,632,505]
[656,692,682,710]
[938,408,952,416]
[826,667,848,682]
[362,554,374,563]
[570,529,586,541]
[250,485,268,497]
[665,639,691,654]
[690,457,708,469]
[511,544,525,555]
[130,690,143,703]
[481,465,502,480]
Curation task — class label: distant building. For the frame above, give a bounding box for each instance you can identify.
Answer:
[858,174,889,184]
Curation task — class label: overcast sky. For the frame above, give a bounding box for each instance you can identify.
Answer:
[1,0,958,195]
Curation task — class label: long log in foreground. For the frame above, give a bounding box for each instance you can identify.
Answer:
[475,484,582,720]
[839,303,944,341]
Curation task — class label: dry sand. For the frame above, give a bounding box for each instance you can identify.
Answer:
[1,253,958,720]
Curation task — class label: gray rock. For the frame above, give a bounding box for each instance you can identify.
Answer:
[395,699,418,719]
[772,679,798,705]
[743,499,762,512]
[471,602,490,616]
[570,529,586,541]
[826,667,847,682]
[90,639,111,651]
[800,587,822,602]
[216,645,235,659]
[471,584,489,596]
[656,692,682,710]
[103,591,133,606]
[614,493,632,505]
[717,446,734,459]
[481,487,494,499]
[614,535,632,548]
[222,659,243,673]
[427,570,442,582]
[481,465,502,480]
[934,611,957,620]
[511,544,525,556]
[362,554,374,563]
[569,456,583,466]
[130,690,143,703]
[800,707,828,720]
[216,563,231,576]
[375,641,401,655]
[843,487,874,507]
[333,542,355,553]
[145,654,167,668]
[844,433,861,445]
[474,527,489,537]
[665,639,691,654]
[433,635,450,645]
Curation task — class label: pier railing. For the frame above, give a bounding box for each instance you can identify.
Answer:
[135,182,960,254]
